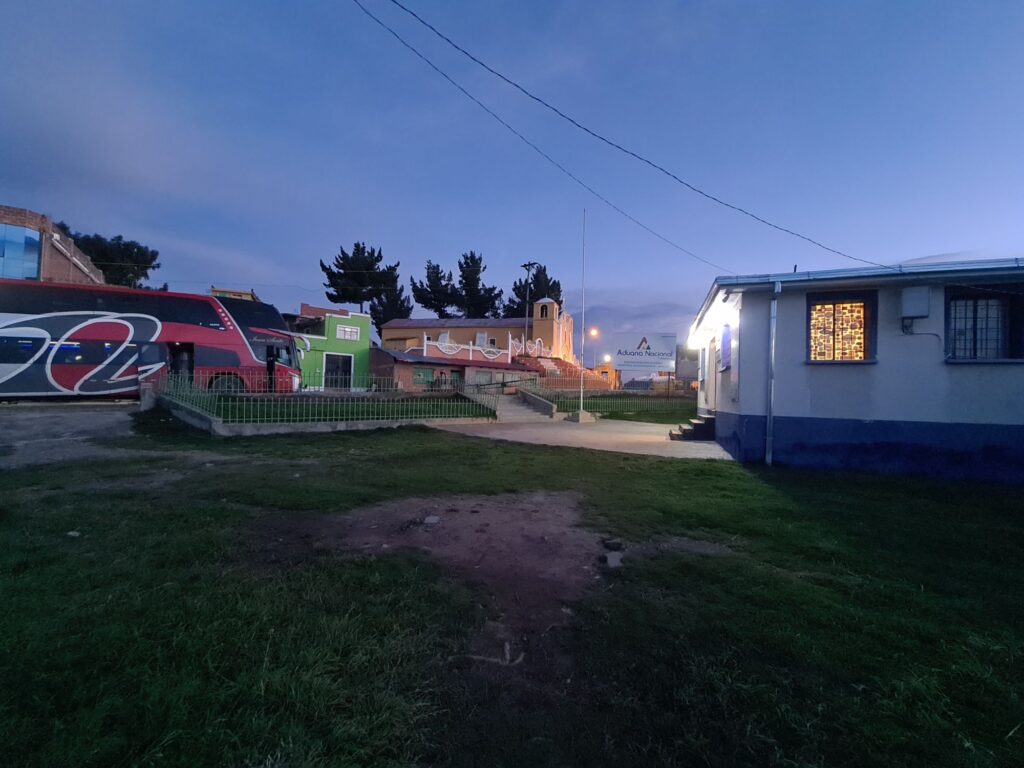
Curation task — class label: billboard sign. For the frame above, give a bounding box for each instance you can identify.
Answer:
[607,332,677,371]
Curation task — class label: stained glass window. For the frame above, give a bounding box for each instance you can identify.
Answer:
[809,301,867,361]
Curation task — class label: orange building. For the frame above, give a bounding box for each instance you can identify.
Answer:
[380,298,575,363]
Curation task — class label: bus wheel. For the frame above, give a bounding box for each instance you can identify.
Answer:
[209,375,244,394]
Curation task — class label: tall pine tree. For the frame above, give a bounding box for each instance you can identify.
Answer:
[369,265,413,337]
[410,261,459,318]
[502,264,562,318]
[320,242,394,312]
[453,251,503,318]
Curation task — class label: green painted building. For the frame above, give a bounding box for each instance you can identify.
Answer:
[284,303,371,388]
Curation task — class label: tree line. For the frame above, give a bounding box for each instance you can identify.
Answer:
[56,222,164,290]
[48,225,563,340]
[320,242,562,336]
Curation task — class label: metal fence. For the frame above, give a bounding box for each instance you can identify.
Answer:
[519,377,694,414]
[160,372,498,425]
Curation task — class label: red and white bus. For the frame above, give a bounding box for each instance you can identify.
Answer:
[0,279,300,397]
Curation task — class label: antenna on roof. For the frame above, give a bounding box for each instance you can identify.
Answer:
[793,265,797,273]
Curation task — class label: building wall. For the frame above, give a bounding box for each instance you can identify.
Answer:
[299,312,371,384]
[697,282,1024,479]
[381,324,526,352]
[765,285,1023,424]
[0,205,104,285]
[380,301,575,362]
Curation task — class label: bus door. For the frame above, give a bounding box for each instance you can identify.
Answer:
[169,343,194,382]
[265,345,277,392]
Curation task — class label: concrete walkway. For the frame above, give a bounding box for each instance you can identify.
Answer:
[436,417,733,461]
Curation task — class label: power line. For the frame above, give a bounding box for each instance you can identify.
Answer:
[382,0,885,269]
[375,0,1024,298]
[349,0,733,274]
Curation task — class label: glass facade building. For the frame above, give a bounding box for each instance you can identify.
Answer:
[0,224,42,280]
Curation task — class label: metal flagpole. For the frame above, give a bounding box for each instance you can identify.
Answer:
[579,208,586,415]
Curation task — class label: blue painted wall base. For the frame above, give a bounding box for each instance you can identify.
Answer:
[714,412,1024,483]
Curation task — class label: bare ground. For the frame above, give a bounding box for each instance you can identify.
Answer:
[248,491,733,702]
[251,492,599,675]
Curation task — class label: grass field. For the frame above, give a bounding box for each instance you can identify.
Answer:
[598,399,698,424]
[2,412,1022,767]
[542,391,696,417]
[213,392,495,424]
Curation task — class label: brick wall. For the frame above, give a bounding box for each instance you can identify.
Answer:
[1,205,105,285]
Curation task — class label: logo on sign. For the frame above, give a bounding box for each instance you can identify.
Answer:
[636,337,650,351]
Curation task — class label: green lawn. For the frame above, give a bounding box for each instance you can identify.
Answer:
[213,392,494,423]
[598,399,698,424]
[2,412,1022,767]
[543,392,696,417]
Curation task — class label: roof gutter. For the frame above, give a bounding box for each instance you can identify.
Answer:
[691,258,1024,335]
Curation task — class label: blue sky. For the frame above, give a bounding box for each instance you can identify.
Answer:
[2,0,1022,355]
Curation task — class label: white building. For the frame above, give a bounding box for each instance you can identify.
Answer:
[687,258,1024,481]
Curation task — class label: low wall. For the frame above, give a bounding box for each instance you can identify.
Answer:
[161,397,495,437]
[518,389,557,417]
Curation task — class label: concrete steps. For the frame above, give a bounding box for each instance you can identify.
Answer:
[669,416,716,442]
[494,394,554,423]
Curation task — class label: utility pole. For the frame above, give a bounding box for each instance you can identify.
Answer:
[579,209,586,415]
[520,261,539,354]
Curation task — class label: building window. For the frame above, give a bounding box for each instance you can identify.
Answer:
[540,304,549,318]
[0,224,42,280]
[807,293,875,362]
[412,368,435,385]
[335,324,360,341]
[947,288,1023,360]
[488,337,497,347]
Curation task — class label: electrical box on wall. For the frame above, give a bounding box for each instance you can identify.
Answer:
[900,286,930,318]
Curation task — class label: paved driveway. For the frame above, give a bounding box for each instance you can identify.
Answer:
[0,402,137,469]
[436,418,733,460]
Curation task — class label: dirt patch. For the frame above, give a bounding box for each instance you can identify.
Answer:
[248,493,733,705]
[254,491,599,643]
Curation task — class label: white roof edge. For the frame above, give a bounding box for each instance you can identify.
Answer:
[691,257,1024,333]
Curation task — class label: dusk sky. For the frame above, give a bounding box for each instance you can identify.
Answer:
[2,0,1023,355]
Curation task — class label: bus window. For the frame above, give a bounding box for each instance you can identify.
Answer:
[275,345,293,367]
[0,336,43,364]
[138,343,167,366]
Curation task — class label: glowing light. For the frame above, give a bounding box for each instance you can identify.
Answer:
[810,301,865,361]
[603,354,611,363]
[588,327,599,337]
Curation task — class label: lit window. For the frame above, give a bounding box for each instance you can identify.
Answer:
[807,294,873,362]
[947,287,1023,360]
[335,324,360,341]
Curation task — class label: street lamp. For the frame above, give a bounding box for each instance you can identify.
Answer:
[520,261,539,355]
[587,327,600,367]
[603,354,611,363]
